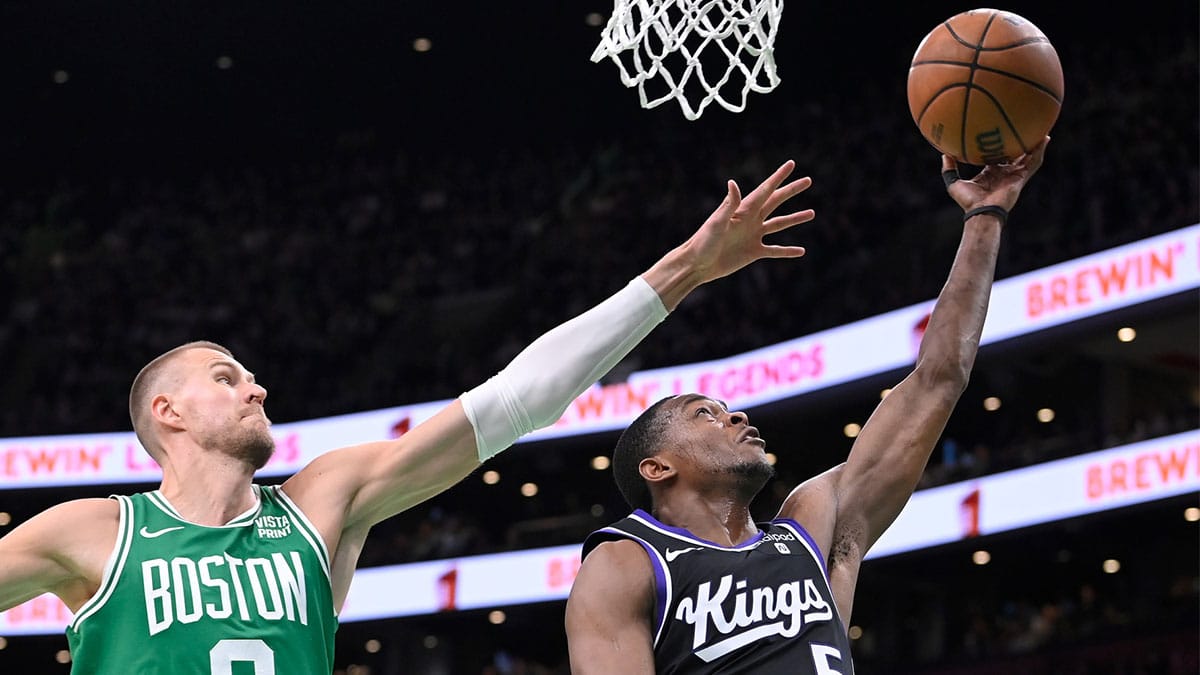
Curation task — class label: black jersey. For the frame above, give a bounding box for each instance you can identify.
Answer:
[583,510,854,674]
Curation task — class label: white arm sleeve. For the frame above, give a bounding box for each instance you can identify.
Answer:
[460,276,668,460]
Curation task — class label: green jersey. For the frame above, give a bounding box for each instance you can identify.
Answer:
[66,485,338,674]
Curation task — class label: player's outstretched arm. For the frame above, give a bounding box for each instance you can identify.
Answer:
[566,539,658,674]
[283,161,814,604]
[780,141,1047,619]
[0,499,120,612]
[286,160,814,527]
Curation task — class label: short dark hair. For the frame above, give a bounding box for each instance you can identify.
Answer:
[612,396,678,512]
[129,340,233,458]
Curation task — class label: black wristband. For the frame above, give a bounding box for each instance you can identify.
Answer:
[941,169,960,188]
[963,205,1009,225]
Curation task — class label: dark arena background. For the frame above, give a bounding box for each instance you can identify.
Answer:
[1,1,1197,673]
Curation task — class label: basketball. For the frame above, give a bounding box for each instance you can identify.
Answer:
[907,9,1063,165]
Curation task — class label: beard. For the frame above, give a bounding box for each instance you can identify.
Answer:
[202,417,276,470]
[727,456,776,501]
[230,426,276,470]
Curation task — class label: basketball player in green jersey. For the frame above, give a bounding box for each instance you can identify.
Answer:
[0,161,816,673]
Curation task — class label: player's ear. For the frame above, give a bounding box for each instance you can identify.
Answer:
[639,455,676,484]
[151,393,185,431]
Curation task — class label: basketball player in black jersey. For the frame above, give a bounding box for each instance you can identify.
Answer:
[566,140,1049,674]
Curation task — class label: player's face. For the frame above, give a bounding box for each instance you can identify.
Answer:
[668,395,774,492]
[174,348,275,469]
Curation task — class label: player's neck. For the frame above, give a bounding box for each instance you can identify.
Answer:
[653,494,758,546]
[156,448,260,526]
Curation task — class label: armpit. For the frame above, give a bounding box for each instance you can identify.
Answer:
[829,520,865,567]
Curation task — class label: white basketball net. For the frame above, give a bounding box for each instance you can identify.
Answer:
[591,0,784,120]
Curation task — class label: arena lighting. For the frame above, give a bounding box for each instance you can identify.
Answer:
[215,55,233,70]
[0,636,7,650]
[0,512,10,526]
[983,396,1002,411]
[488,610,506,624]
[1037,408,1056,423]
[1185,507,1200,522]
[590,504,605,516]
[413,37,432,53]
[55,649,70,664]
[52,70,68,84]
[843,423,861,438]
[482,470,500,485]
[590,455,610,470]
[972,550,991,565]
[422,635,438,649]
[1117,326,1137,342]
[364,639,381,654]
[520,482,538,497]
[765,452,777,465]
[847,626,863,640]
[585,12,605,27]
[1102,559,1121,574]
[880,388,892,399]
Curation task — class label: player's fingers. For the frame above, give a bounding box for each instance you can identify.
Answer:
[724,179,743,214]
[759,244,807,259]
[713,179,741,221]
[763,209,815,235]
[1024,135,1049,174]
[761,176,813,216]
[744,160,796,206]
[941,155,960,189]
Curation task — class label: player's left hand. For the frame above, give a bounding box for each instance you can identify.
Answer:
[682,160,814,282]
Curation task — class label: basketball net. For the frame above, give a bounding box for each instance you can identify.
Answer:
[591,0,784,120]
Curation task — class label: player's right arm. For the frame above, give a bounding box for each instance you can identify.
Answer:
[565,539,658,675]
[779,141,1048,624]
[0,498,119,612]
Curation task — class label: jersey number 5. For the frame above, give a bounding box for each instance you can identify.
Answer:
[811,643,845,675]
[211,638,275,674]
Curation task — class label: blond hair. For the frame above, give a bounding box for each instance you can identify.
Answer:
[129,340,233,458]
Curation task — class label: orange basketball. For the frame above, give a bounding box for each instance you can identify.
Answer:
[907,9,1063,165]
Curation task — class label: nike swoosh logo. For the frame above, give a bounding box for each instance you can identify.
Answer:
[665,546,704,562]
[139,526,184,539]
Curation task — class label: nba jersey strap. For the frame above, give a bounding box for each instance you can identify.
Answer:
[269,485,332,580]
[770,518,833,587]
[583,516,674,647]
[69,495,135,632]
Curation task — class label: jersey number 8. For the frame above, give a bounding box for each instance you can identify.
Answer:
[211,638,275,674]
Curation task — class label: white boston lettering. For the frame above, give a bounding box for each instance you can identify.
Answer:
[142,559,174,635]
[271,552,307,625]
[171,558,205,624]
[142,553,312,636]
[245,558,284,621]
[674,573,834,662]
[198,556,232,619]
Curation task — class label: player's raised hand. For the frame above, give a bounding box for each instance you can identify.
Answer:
[943,136,1049,214]
[683,160,814,283]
